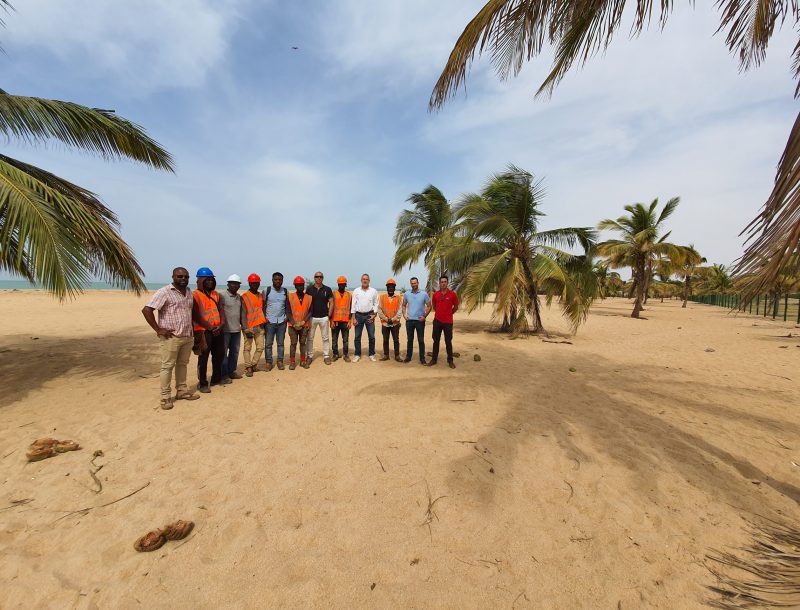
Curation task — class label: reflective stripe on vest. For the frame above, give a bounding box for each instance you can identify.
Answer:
[332,290,352,322]
[241,291,266,328]
[288,291,311,327]
[379,293,401,324]
[193,290,221,331]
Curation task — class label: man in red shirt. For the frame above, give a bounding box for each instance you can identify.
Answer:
[429,275,459,369]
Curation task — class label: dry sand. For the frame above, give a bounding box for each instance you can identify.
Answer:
[1,290,799,609]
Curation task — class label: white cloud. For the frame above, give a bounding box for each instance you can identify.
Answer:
[3,0,247,94]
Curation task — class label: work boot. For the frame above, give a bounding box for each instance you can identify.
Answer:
[379,355,390,361]
[265,361,273,372]
[289,359,296,371]
[343,354,351,362]
[198,383,211,393]
[159,397,174,410]
[251,364,259,373]
[245,366,253,378]
[427,360,438,367]
[301,358,310,369]
[394,354,403,362]
[332,354,340,362]
[448,362,456,369]
[230,371,243,380]
[277,360,285,370]
[220,377,232,385]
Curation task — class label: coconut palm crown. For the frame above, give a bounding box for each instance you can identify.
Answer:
[448,165,596,334]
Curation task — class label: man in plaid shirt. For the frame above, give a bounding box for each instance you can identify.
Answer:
[142,267,201,410]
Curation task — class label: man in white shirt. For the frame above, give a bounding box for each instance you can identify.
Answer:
[350,273,378,362]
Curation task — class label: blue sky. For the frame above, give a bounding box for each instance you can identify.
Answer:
[2,1,798,286]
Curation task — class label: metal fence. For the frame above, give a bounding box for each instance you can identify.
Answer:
[688,293,800,323]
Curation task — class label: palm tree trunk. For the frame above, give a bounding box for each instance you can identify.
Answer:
[519,257,544,333]
[631,259,645,318]
[682,276,691,308]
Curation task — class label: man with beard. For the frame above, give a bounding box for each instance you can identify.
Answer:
[141,267,200,410]
[192,267,226,393]
[263,272,288,371]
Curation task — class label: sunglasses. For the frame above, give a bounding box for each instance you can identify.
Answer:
[314,275,323,279]
[175,275,189,279]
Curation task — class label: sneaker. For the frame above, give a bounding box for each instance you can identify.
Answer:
[353,356,361,362]
[175,392,200,401]
[324,357,331,365]
[448,362,456,369]
[277,360,285,370]
[198,384,211,394]
[369,355,377,362]
[159,398,174,410]
[379,355,390,361]
[343,355,351,362]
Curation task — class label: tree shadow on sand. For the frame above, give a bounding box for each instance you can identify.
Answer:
[0,328,160,409]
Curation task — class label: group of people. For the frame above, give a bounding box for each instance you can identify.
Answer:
[141,268,459,409]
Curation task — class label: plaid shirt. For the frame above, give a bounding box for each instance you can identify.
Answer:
[146,284,194,338]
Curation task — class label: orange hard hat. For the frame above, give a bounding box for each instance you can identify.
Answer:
[385,278,397,285]
[293,275,305,285]
[247,273,260,283]
[336,275,347,284]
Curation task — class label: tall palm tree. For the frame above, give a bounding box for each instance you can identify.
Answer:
[428,1,800,294]
[597,198,681,318]
[672,244,705,308]
[696,264,734,295]
[592,260,620,300]
[392,185,454,291]
[448,166,595,334]
[1,3,173,299]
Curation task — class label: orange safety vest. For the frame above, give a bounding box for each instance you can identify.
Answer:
[332,290,352,322]
[287,291,311,328]
[379,293,401,324]
[241,290,267,328]
[193,290,221,332]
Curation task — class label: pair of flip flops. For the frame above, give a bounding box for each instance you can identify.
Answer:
[26,438,81,462]
[134,520,194,552]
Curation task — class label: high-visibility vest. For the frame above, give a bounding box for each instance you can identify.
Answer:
[193,290,221,332]
[332,290,352,322]
[287,291,311,328]
[241,290,266,328]
[379,293,401,324]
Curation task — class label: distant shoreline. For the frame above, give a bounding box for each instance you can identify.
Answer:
[0,281,166,292]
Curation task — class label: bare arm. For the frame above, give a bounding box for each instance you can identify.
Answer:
[141,306,173,338]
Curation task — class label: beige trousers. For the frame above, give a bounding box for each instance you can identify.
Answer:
[242,325,265,367]
[159,335,194,398]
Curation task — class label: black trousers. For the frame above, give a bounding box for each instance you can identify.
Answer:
[381,324,400,356]
[431,319,454,363]
[197,330,225,385]
[331,321,349,356]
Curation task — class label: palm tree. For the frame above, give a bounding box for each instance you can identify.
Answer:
[428,1,800,294]
[392,185,453,291]
[1,4,173,299]
[448,166,595,334]
[696,264,734,295]
[672,245,705,308]
[592,260,620,299]
[597,198,681,318]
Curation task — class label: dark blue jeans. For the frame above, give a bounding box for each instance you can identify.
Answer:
[353,312,375,357]
[222,331,241,377]
[265,321,287,362]
[405,319,426,362]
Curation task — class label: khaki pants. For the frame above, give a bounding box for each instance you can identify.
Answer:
[288,325,309,361]
[159,335,194,398]
[306,316,330,359]
[242,325,265,368]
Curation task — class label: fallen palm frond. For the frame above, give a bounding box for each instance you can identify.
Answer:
[706,518,800,609]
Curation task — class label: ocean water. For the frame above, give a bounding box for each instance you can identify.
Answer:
[0,279,166,291]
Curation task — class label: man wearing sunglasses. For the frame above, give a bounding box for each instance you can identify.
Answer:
[142,267,200,410]
[305,271,334,366]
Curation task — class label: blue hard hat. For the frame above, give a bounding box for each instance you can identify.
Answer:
[196,267,214,277]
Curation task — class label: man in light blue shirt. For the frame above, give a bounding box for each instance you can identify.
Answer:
[402,276,431,364]
[262,272,288,370]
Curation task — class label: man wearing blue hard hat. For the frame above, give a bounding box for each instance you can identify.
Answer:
[192,267,226,393]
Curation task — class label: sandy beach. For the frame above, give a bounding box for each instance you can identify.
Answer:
[1,290,798,609]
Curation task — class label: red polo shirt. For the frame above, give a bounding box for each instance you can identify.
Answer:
[432,289,459,324]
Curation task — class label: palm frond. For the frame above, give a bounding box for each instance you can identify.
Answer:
[0,155,146,298]
[0,91,174,170]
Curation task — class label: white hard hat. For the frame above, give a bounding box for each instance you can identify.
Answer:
[226,274,242,283]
